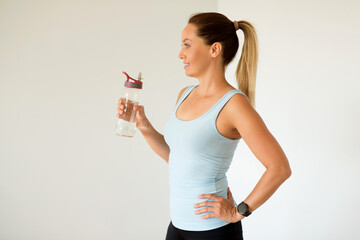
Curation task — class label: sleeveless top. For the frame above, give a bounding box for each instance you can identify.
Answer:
[163,84,248,231]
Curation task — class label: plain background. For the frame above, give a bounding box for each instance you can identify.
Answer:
[0,0,359,239]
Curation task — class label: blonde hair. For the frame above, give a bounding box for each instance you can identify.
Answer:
[235,21,258,108]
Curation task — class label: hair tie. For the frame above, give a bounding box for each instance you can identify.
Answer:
[233,20,239,31]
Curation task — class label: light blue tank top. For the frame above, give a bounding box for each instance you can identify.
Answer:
[164,84,248,231]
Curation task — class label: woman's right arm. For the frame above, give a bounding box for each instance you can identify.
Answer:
[117,86,187,164]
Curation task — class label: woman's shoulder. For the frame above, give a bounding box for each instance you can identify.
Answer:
[226,91,251,112]
[225,91,262,133]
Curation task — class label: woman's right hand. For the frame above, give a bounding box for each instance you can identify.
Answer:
[117,98,151,133]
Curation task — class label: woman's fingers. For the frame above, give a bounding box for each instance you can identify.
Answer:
[117,99,144,122]
[118,98,125,107]
[117,98,126,117]
[117,105,124,113]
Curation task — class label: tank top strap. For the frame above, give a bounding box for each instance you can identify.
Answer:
[209,89,248,119]
[175,85,197,110]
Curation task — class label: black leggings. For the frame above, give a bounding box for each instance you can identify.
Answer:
[165,221,243,240]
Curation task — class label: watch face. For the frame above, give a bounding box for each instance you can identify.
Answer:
[237,203,248,214]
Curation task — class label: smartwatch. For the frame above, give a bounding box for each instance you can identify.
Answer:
[237,201,252,217]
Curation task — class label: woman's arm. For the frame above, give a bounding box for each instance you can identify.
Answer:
[227,94,292,214]
[139,122,170,163]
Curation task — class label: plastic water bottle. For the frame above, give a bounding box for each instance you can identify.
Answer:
[115,71,143,137]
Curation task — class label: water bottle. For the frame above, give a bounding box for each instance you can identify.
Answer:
[115,71,143,137]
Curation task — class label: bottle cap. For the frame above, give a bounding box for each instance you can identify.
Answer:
[122,71,143,89]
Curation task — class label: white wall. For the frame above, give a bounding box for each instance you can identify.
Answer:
[0,1,217,239]
[1,0,359,239]
[219,0,360,239]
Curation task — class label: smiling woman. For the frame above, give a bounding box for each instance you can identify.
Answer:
[164,12,291,240]
[117,11,291,240]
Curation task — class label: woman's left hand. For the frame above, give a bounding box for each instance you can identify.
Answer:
[193,187,245,223]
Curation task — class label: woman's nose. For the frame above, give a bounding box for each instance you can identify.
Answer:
[178,49,184,60]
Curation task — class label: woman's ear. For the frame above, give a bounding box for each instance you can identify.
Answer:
[209,42,222,58]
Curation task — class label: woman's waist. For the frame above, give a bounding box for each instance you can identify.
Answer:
[169,177,228,198]
[169,185,229,227]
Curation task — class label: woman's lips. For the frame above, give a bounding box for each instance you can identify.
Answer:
[184,64,189,69]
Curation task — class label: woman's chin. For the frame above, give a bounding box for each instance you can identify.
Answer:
[184,70,194,77]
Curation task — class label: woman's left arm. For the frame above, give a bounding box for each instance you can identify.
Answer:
[193,94,292,222]
[229,94,292,216]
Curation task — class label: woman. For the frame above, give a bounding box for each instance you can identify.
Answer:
[117,12,291,240]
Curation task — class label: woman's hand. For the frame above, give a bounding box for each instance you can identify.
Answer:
[193,187,244,223]
[117,98,151,132]
[132,104,151,132]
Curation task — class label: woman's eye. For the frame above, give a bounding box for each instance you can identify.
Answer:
[181,44,190,48]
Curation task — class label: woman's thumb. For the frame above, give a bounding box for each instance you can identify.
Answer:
[133,105,140,112]
[134,105,144,117]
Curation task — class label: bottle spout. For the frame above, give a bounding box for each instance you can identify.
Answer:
[122,71,142,83]
[122,71,143,89]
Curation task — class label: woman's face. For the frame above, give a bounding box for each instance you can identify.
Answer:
[178,24,212,78]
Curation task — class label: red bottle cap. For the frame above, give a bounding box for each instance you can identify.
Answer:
[122,71,143,89]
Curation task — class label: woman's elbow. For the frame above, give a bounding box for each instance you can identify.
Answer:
[270,164,291,181]
[282,165,292,180]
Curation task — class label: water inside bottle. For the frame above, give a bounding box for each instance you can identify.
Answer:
[120,98,138,122]
[115,98,139,137]
[116,119,136,137]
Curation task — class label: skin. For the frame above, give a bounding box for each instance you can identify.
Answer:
[117,23,292,224]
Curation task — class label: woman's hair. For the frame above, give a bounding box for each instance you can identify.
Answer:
[188,12,258,108]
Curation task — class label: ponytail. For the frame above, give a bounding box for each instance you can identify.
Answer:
[235,20,258,108]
